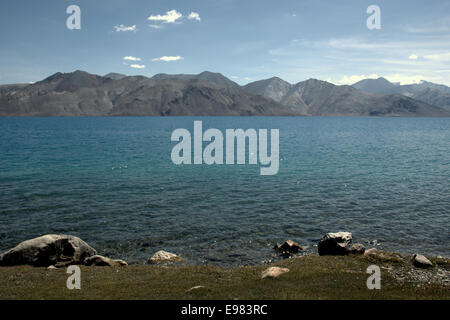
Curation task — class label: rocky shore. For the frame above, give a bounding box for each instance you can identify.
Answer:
[0,232,443,269]
[0,232,448,294]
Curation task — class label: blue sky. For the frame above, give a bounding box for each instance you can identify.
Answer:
[1,0,450,85]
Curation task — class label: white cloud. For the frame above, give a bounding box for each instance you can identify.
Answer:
[409,54,419,60]
[114,24,137,32]
[130,64,145,69]
[152,56,184,62]
[336,74,380,85]
[335,74,425,85]
[149,24,164,29]
[384,74,424,85]
[188,12,201,21]
[148,10,182,23]
[123,56,141,61]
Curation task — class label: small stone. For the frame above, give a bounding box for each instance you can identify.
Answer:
[186,285,205,292]
[364,248,378,256]
[47,265,57,270]
[84,255,127,267]
[261,267,290,279]
[148,250,181,264]
[349,243,366,255]
[412,254,433,268]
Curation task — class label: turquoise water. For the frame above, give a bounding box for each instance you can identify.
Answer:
[0,117,449,265]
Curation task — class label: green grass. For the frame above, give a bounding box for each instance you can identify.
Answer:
[0,254,448,300]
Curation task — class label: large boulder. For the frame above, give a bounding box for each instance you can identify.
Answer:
[0,234,97,267]
[318,232,353,256]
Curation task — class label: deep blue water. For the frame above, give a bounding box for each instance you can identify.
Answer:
[0,117,449,266]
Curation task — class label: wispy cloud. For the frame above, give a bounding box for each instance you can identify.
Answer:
[152,56,184,62]
[188,12,201,22]
[149,24,164,29]
[336,74,380,85]
[130,64,145,69]
[424,52,450,62]
[335,74,425,85]
[148,10,182,24]
[114,24,137,32]
[123,56,141,61]
[409,54,419,60]
[403,26,450,34]
[403,16,450,34]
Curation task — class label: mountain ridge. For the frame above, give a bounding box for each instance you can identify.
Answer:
[352,77,450,111]
[0,70,449,117]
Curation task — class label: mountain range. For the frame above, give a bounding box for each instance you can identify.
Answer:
[0,70,449,117]
[352,77,450,111]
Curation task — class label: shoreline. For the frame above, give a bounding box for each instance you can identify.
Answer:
[0,234,448,299]
[0,252,448,300]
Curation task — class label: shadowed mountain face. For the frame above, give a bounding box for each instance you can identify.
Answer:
[0,71,297,116]
[243,77,292,103]
[352,77,398,95]
[352,77,450,111]
[104,73,127,80]
[0,70,449,117]
[242,78,450,117]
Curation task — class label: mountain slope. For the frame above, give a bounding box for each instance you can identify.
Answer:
[0,71,298,116]
[352,78,450,111]
[106,75,296,116]
[243,78,450,116]
[352,77,398,95]
[243,77,292,103]
[0,71,449,117]
[152,71,239,88]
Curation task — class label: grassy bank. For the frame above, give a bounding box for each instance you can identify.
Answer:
[0,253,448,300]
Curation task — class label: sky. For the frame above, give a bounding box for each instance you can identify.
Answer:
[1,0,450,86]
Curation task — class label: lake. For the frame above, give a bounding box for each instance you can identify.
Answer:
[0,116,448,266]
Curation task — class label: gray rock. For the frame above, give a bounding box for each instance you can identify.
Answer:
[349,243,366,255]
[274,240,303,255]
[364,248,378,257]
[84,255,127,267]
[0,234,97,267]
[318,232,353,256]
[412,254,433,268]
